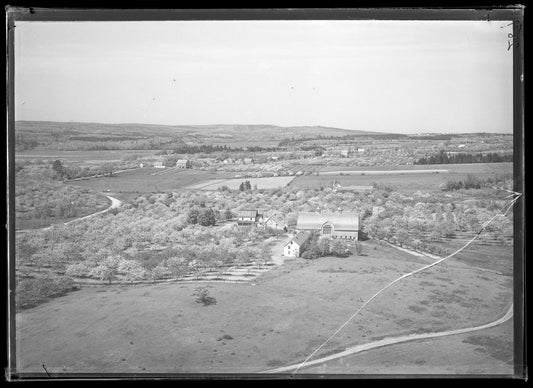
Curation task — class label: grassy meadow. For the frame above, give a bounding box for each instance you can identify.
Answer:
[15,240,512,374]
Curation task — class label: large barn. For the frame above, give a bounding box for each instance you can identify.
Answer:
[296,212,360,240]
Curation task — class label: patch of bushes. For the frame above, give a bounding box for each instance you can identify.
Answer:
[301,234,356,260]
[16,276,79,310]
[192,286,217,306]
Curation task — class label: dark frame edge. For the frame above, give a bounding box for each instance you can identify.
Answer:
[6,6,17,383]
[512,8,526,381]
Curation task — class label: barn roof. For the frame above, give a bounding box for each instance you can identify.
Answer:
[289,231,311,246]
[296,212,360,231]
[176,159,189,163]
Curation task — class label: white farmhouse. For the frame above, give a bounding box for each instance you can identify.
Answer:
[283,231,311,257]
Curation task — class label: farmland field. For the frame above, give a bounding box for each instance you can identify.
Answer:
[68,168,234,194]
[316,162,512,173]
[186,176,296,190]
[291,163,512,192]
[15,240,512,374]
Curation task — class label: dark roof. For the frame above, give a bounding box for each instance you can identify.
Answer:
[296,212,360,231]
[290,231,311,246]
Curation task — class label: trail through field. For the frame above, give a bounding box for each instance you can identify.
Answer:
[262,303,514,374]
[264,192,520,374]
[16,195,122,234]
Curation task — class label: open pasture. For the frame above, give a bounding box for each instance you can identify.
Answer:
[301,320,513,375]
[292,163,512,192]
[317,162,512,174]
[16,240,512,374]
[68,168,233,193]
[186,176,296,190]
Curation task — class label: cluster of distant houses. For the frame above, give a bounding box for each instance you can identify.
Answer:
[235,209,361,258]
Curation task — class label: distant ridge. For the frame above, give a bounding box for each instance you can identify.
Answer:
[15,121,396,139]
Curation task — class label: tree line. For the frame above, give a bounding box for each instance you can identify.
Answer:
[171,144,277,155]
[415,150,513,165]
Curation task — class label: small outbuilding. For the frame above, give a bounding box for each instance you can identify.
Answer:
[154,161,165,168]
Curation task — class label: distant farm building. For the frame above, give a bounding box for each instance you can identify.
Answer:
[296,212,360,240]
[243,158,254,164]
[283,231,311,257]
[154,161,165,168]
[458,144,466,148]
[176,159,192,169]
[139,163,144,168]
[340,149,351,158]
[237,209,264,225]
[357,148,365,153]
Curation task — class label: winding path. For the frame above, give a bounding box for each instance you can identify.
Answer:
[262,304,513,374]
[16,195,122,233]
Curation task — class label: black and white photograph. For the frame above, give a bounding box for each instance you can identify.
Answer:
[6,8,525,379]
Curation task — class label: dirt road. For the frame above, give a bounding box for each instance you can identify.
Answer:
[263,304,514,374]
[16,195,122,233]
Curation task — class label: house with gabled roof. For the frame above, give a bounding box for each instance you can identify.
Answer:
[296,212,360,240]
[283,231,311,257]
[237,209,260,225]
[176,159,192,169]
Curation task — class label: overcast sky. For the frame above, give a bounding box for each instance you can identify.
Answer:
[14,20,514,133]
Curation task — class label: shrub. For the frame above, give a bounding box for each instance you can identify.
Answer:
[150,264,172,280]
[16,276,79,310]
[65,262,91,278]
[192,286,217,306]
